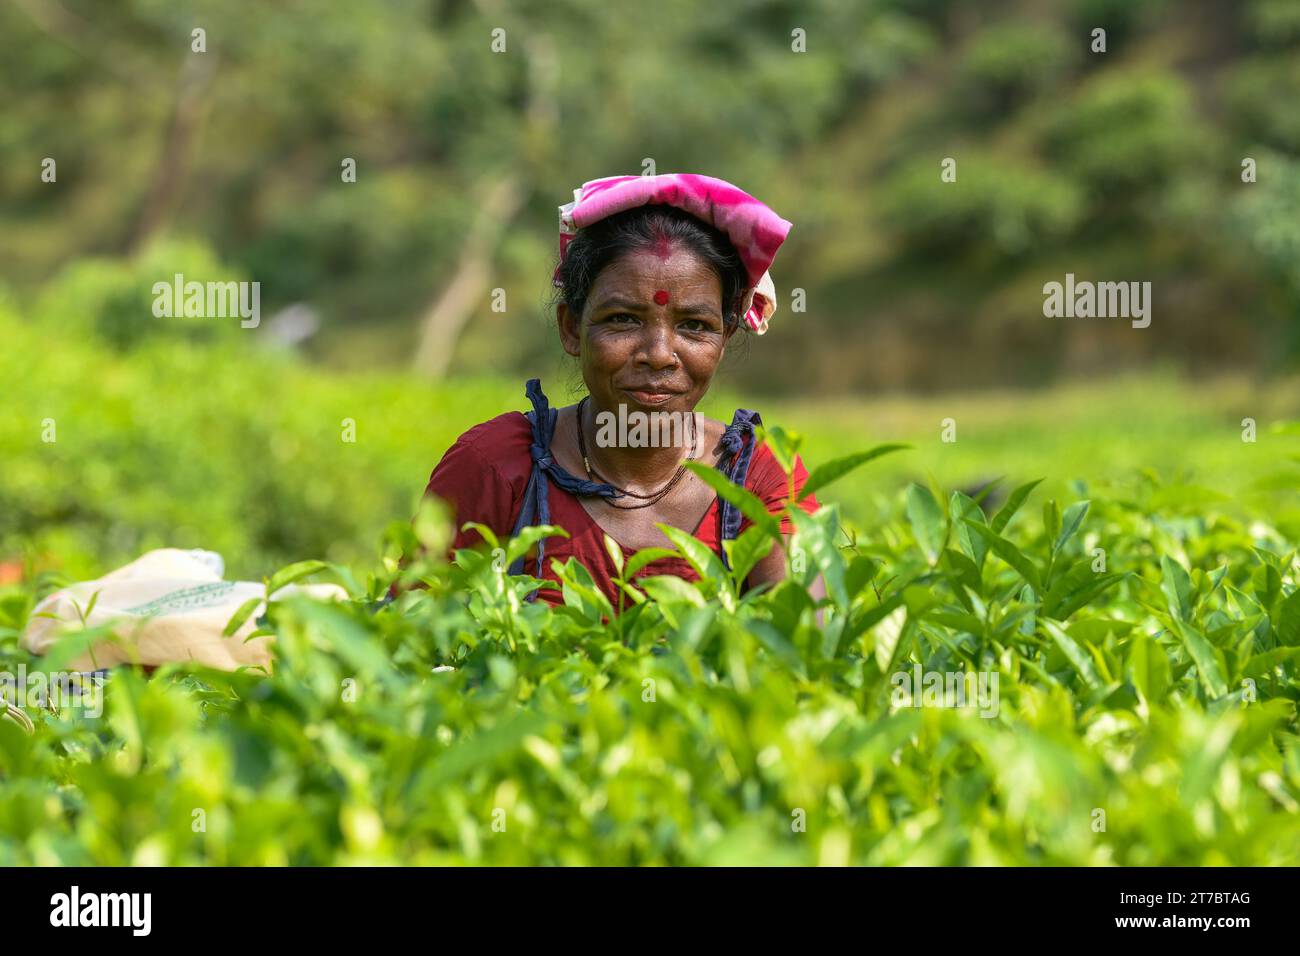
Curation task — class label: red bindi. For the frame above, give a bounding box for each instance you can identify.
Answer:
[653,289,670,306]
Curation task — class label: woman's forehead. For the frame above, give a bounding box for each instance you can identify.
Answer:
[592,246,721,293]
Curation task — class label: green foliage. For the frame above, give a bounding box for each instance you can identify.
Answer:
[1,449,1297,865]
[881,151,1083,257]
[959,23,1074,110]
[1066,0,1170,45]
[1043,69,1202,200]
[0,297,511,579]
[34,238,245,351]
[2,1,1297,392]
[1227,55,1300,153]
[1228,150,1300,340]
[1246,0,1300,46]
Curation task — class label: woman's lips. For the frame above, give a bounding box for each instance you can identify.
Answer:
[623,388,679,406]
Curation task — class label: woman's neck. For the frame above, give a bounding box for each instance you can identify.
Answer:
[577,398,704,493]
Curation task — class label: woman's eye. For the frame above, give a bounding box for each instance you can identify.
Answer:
[607,312,637,324]
[679,318,720,333]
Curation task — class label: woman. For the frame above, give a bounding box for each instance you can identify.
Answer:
[417,173,822,611]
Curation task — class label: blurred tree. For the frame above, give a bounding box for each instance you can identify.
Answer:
[959,22,1074,115]
[0,0,1296,392]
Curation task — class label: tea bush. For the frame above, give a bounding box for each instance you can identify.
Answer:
[0,441,1297,865]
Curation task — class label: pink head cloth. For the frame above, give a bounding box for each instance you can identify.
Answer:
[552,173,793,334]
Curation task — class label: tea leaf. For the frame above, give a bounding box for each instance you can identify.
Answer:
[800,443,910,501]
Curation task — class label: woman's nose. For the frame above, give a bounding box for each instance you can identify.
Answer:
[635,325,679,367]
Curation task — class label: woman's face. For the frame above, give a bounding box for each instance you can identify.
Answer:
[558,243,736,414]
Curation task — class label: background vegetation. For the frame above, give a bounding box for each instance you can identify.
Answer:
[2,0,1298,392]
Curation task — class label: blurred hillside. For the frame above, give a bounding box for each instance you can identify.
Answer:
[2,0,1299,394]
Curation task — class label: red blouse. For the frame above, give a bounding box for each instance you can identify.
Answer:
[420,410,819,610]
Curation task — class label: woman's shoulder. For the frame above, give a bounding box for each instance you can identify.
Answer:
[448,410,535,481]
[454,409,533,451]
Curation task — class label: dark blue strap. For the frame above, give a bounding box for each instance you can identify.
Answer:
[507,379,622,589]
[716,409,763,571]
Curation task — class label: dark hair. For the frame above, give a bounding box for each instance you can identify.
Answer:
[552,204,750,333]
